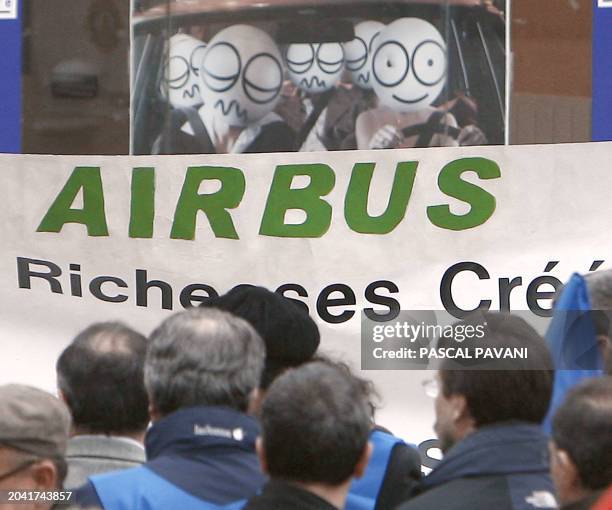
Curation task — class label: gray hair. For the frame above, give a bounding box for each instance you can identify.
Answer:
[145,307,265,415]
[585,269,612,310]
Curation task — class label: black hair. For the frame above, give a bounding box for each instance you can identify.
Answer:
[552,376,612,491]
[310,353,380,421]
[261,361,371,485]
[56,322,149,435]
[439,313,554,426]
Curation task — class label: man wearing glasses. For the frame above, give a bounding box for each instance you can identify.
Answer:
[0,384,72,509]
[400,313,558,510]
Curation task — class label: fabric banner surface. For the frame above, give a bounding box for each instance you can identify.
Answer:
[1,142,611,455]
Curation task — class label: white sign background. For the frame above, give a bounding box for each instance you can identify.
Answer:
[1,142,611,445]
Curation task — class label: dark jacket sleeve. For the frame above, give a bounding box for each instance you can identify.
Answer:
[375,442,422,510]
[245,122,296,153]
[153,108,215,155]
[73,480,104,509]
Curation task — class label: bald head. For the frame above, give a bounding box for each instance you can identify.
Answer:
[56,322,149,435]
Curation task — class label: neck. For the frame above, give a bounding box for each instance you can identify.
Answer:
[72,426,145,444]
[291,479,350,509]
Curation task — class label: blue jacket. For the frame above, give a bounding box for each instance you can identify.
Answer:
[346,430,404,510]
[397,422,557,510]
[75,406,266,510]
[543,273,603,432]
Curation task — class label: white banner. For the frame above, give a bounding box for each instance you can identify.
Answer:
[1,142,611,455]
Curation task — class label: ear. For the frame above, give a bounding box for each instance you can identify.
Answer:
[596,335,611,362]
[247,388,264,417]
[450,394,470,422]
[31,459,58,490]
[57,389,67,403]
[556,448,580,485]
[450,394,476,435]
[148,403,162,422]
[255,436,269,475]
[353,441,373,479]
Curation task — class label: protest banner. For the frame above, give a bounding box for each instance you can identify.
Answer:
[1,142,611,459]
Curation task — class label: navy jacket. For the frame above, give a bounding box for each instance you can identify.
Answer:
[74,406,266,509]
[397,422,558,510]
[244,480,337,510]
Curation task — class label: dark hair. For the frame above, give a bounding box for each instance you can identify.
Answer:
[439,313,554,426]
[552,376,612,491]
[56,322,149,435]
[311,353,380,421]
[146,307,264,415]
[261,361,371,485]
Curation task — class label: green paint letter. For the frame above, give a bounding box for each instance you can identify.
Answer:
[345,161,418,234]
[259,164,335,238]
[427,157,501,231]
[171,166,245,240]
[129,167,155,238]
[37,166,108,236]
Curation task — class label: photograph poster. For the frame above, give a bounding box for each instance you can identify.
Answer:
[131,0,507,155]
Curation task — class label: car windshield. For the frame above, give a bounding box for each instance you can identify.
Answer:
[132,0,506,155]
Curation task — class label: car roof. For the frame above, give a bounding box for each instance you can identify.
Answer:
[134,0,485,31]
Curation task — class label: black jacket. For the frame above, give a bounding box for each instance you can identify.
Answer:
[396,422,557,510]
[244,481,338,510]
[372,439,421,509]
[154,107,295,154]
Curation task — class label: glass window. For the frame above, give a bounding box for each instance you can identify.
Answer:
[12,1,600,154]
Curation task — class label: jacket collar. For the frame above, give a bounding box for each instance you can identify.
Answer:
[248,481,339,510]
[145,406,260,460]
[423,421,550,488]
[67,435,145,462]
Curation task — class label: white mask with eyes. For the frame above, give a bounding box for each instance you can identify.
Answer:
[200,25,283,128]
[285,42,345,94]
[344,20,385,90]
[161,34,207,108]
[371,18,447,112]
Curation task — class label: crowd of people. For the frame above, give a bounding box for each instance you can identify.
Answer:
[1,281,611,510]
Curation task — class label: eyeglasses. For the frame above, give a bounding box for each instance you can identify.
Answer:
[422,378,440,398]
[0,459,38,483]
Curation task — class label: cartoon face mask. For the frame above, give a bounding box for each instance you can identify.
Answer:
[343,20,385,90]
[371,18,447,112]
[285,43,344,94]
[200,25,283,127]
[161,34,207,108]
